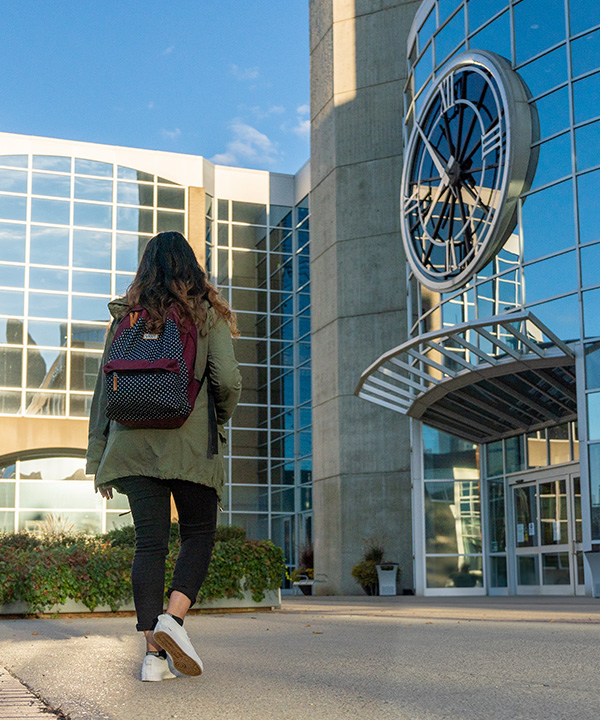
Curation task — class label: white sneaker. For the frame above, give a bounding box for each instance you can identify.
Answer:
[141,654,176,682]
[153,613,203,677]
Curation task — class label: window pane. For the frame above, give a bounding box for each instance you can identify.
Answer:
[0,318,23,345]
[228,513,269,540]
[117,182,154,206]
[576,121,600,172]
[27,320,67,348]
[70,351,102,391]
[527,429,548,467]
[74,202,112,229]
[74,178,113,202]
[0,290,24,315]
[75,158,113,177]
[489,556,508,587]
[157,210,184,233]
[26,348,66,388]
[28,293,68,320]
[426,555,483,588]
[522,182,575,261]
[571,29,600,78]
[69,393,93,417]
[0,391,20,413]
[0,155,27,168]
[0,195,27,221]
[548,423,571,464]
[33,156,70,172]
[0,223,26,262]
[117,166,153,182]
[157,186,185,209]
[71,323,105,350]
[578,170,600,245]
[486,440,503,477]
[73,230,112,269]
[488,480,506,552]
[570,0,600,35]
[72,271,111,294]
[30,226,69,266]
[573,72,600,124]
[116,233,148,272]
[535,87,570,140]
[588,392,600,441]
[505,435,525,473]
[232,201,266,225]
[469,10,510,61]
[0,169,27,194]
[518,46,568,98]
[29,267,68,292]
[435,8,465,67]
[32,173,70,198]
[115,273,134,295]
[117,207,153,233]
[584,288,600,337]
[589,442,600,539]
[514,0,566,65]
[529,294,579,341]
[523,252,577,304]
[31,198,70,225]
[530,133,572,190]
[0,265,24,289]
[71,296,110,322]
[0,348,22,387]
[425,481,481,553]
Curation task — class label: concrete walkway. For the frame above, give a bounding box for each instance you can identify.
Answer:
[0,595,599,720]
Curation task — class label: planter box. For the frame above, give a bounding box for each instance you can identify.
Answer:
[376,563,399,596]
[0,588,281,616]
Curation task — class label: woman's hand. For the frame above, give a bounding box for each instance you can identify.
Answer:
[98,486,114,500]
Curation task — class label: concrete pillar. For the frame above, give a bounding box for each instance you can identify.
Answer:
[309,0,420,594]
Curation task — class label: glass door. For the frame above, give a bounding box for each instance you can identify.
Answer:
[512,468,582,595]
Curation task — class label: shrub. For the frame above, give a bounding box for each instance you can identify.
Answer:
[0,525,285,613]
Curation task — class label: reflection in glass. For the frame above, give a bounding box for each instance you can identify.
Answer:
[571,29,600,78]
[530,133,572,189]
[486,440,503,477]
[527,429,547,468]
[0,223,26,262]
[32,156,70,172]
[0,265,24,288]
[115,273,134,295]
[0,169,27,194]
[117,207,153,233]
[26,347,66,389]
[518,45,568,98]
[435,7,464,67]
[535,87,570,140]
[29,267,68,292]
[0,195,27,221]
[542,552,570,584]
[414,41,433,92]
[0,155,27,168]
[72,271,111,295]
[73,229,111,269]
[569,0,600,36]
[467,0,507,33]
[517,555,539,585]
[577,170,600,245]
[74,178,113,202]
[583,288,600,338]
[576,122,600,173]
[513,0,565,64]
[74,202,112,229]
[488,480,506,552]
[0,289,24,315]
[490,556,507,587]
[28,292,68,320]
[469,10,510,61]
[0,318,23,344]
[0,391,20,413]
[585,342,600,389]
[31,198,70,225]
[70,351,102,391]
[588,392,600,441]
[19,509,101,533]
[157,186,185,210]
[157,211,184,233]
[573,72,600,124]
[117,166,153,182]
[116,234,148,272]
[232,201,266,225]
[0,482,15,508]
[0,348,22,387]
[426,555,483,588]
[539,479,568,545]
[71,324,105,350]
[523,252,577,304]
[71,296,110,322]
[70,394,93,417]
[30,226,69,266]
[27,320,67,348]
[548,424,571,464]
[32,173,70,198]
[522,181,574,261]
[514,484,538,547]
[590,443,600,539]
[25,392,66,416]
[117,182,153,206]
[75,158,113,177]
[531,294,579,341]
[425,481,481,554]
[20,481,101,510]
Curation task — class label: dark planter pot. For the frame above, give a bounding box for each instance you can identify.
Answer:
[299,585,312,596]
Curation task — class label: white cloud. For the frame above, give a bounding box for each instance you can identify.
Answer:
[292,118,310,138]
[147,101,155,110]
[162,46,175,55]
[230,64,260,82]
[243,104,286,120]
[297,103,310,115]
[161,128,181,140]
[211,120,279,167]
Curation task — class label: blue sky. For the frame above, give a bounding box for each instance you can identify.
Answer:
[0,1,309,174]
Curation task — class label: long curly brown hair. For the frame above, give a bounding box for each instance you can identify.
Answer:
[125,231,239,336]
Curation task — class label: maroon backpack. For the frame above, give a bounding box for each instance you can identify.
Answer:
[103,306,201,428]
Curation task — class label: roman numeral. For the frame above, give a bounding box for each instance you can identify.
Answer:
[439,73,455,113]
[482,124,503,158]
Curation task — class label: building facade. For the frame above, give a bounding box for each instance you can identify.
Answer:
[0,133,312,583]
[351,0,600,595]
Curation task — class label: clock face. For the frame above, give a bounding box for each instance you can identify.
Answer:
[401,51,538,292]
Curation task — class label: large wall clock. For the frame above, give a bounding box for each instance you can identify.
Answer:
[400,50,538,292]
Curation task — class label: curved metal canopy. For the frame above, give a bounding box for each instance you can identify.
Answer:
[355,311,577,444]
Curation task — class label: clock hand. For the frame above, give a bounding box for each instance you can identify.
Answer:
[422,177,450,229]
[416,123,449,182]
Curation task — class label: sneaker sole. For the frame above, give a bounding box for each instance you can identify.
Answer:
[153,630,203,677]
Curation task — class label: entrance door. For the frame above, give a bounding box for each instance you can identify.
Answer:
[511,468,584,595]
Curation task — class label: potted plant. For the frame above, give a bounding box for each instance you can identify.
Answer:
[351,539,385,595]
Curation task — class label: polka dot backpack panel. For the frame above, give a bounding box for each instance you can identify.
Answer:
[103,306,201,428]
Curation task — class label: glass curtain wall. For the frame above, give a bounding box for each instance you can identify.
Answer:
[207,194,312,572]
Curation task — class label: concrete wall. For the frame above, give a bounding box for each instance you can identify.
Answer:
[309,0,420,593]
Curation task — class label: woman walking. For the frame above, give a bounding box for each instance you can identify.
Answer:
[86,231,241,681]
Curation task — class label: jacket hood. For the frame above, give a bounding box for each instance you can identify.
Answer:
[107,297,130,320]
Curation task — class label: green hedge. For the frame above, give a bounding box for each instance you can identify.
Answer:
[0,524,286,613]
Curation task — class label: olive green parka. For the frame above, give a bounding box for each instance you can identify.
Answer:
[85,298,242,500]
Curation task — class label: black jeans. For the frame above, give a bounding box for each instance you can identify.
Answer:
[119,476,218,632]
